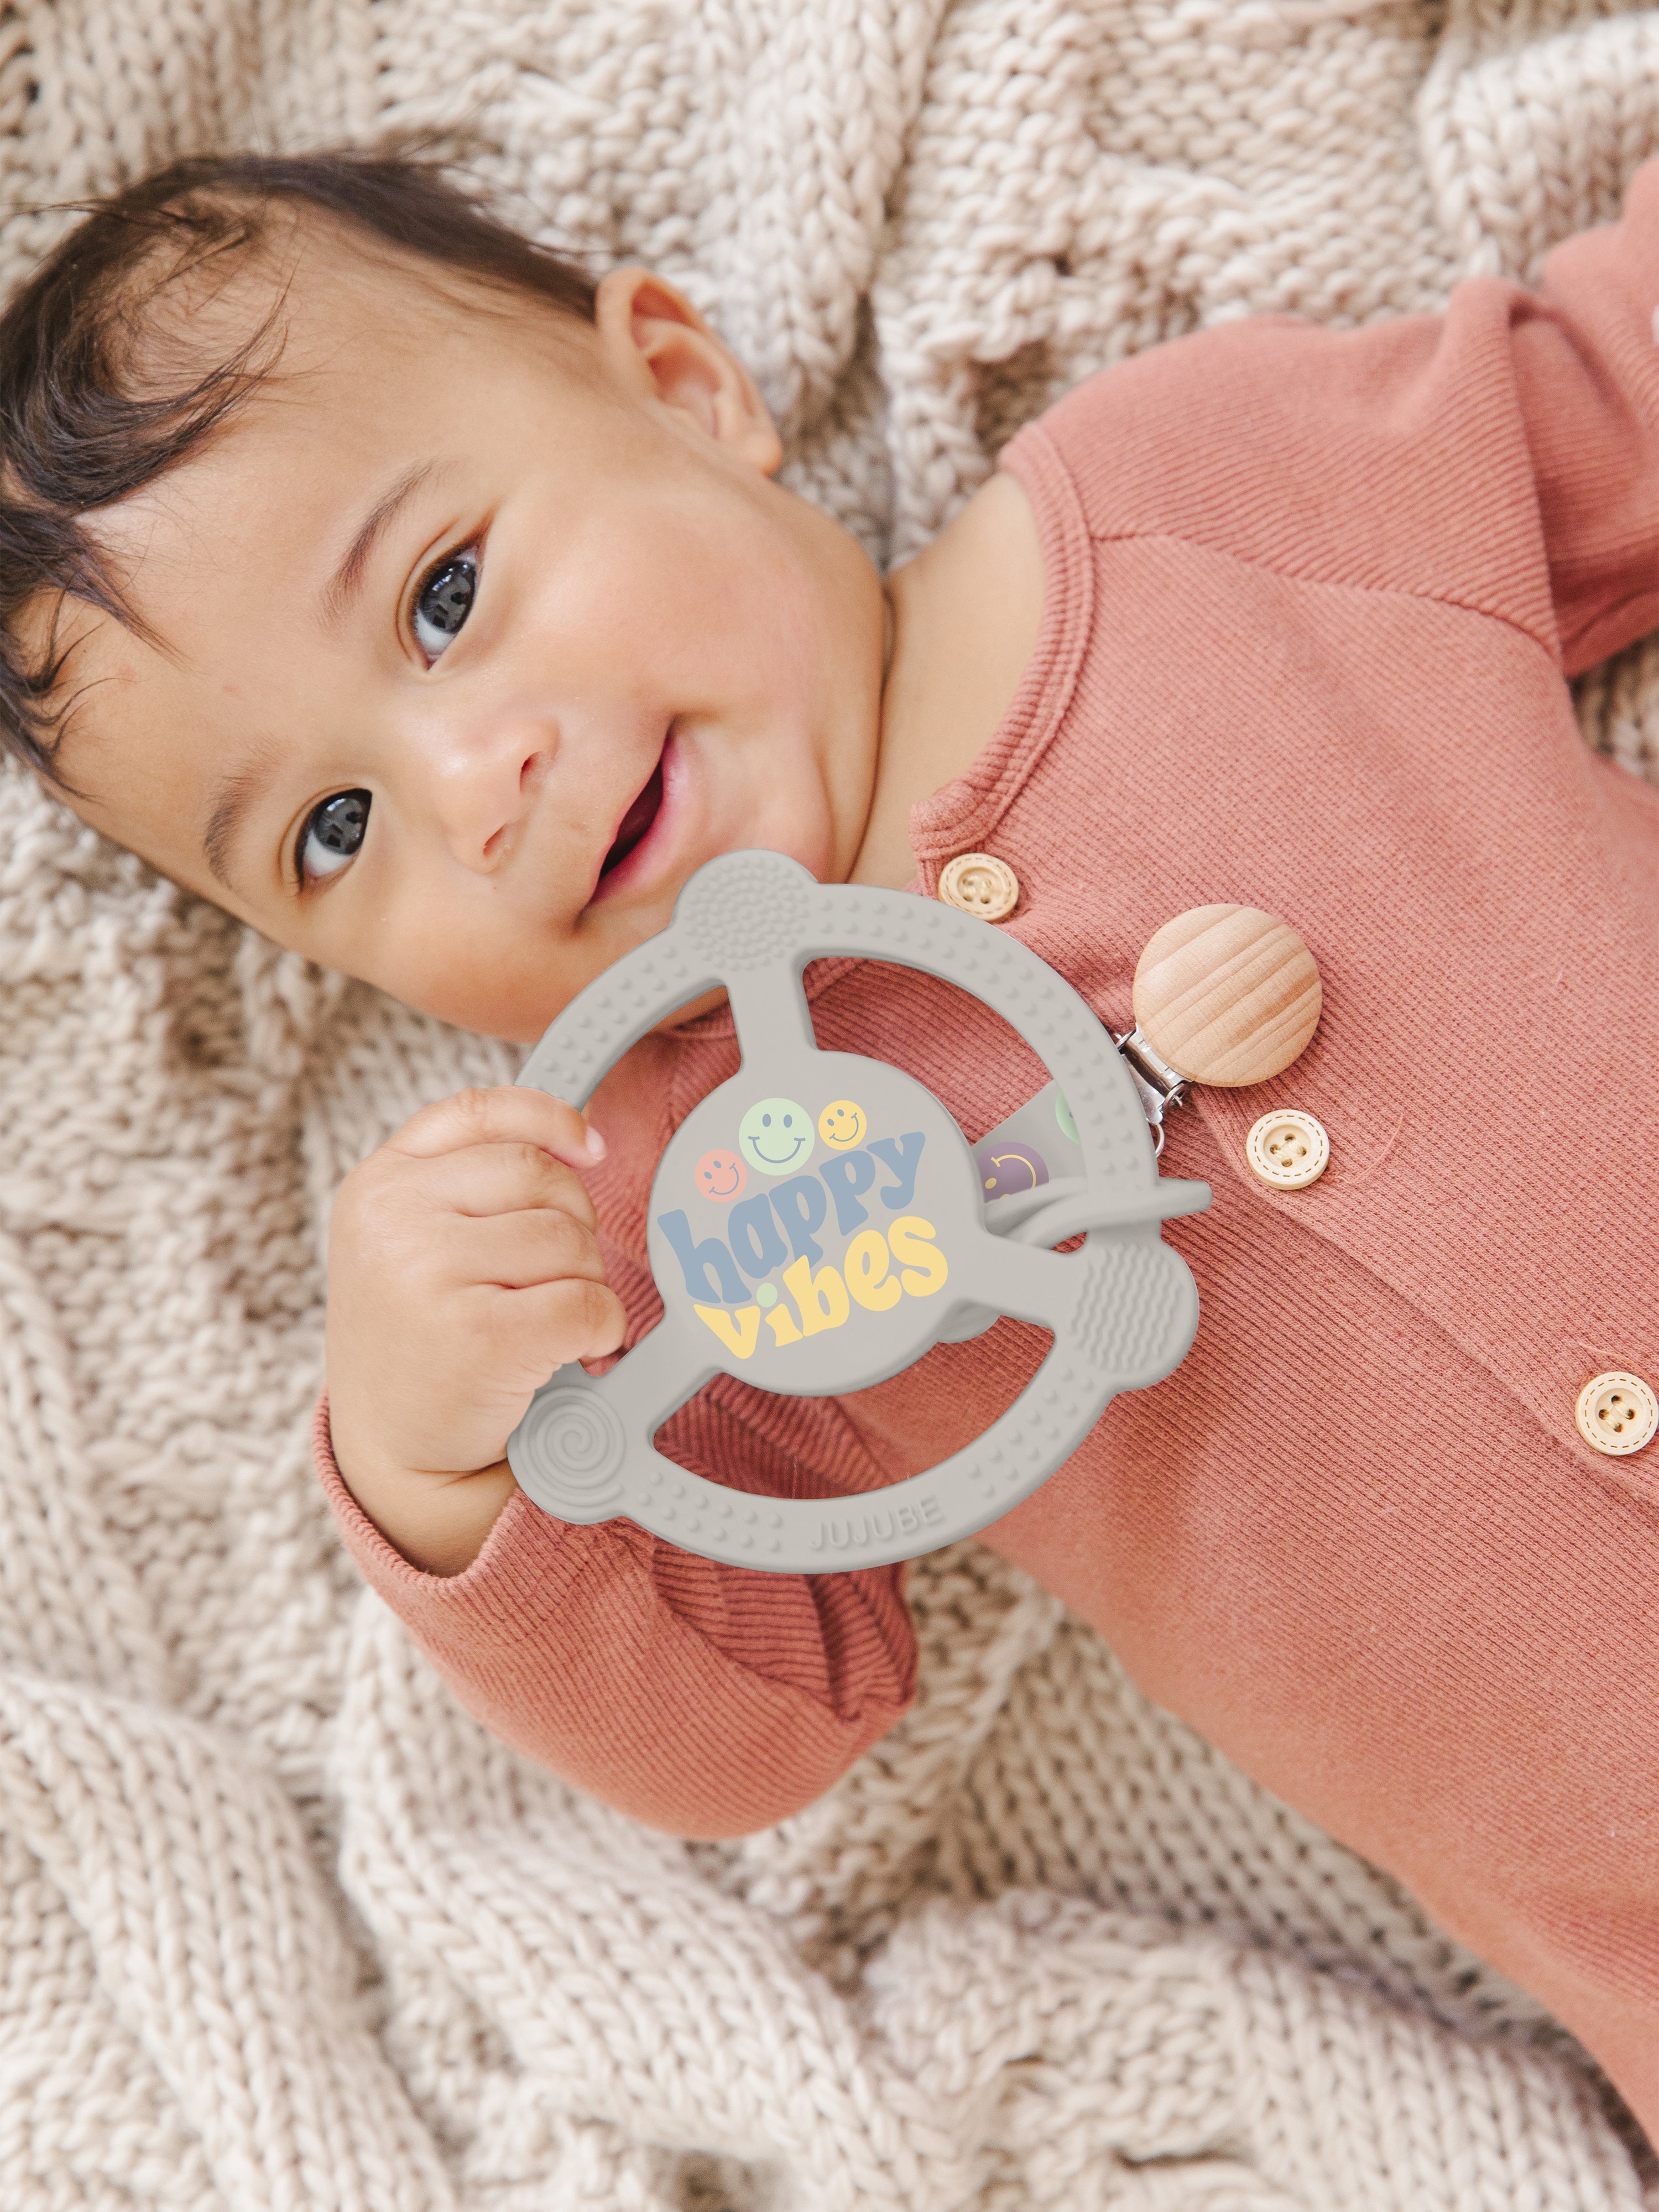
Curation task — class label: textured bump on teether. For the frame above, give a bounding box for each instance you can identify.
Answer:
[1067,1238,1190,1379]
[679,847,812,969]
[1133,905,1321,1087]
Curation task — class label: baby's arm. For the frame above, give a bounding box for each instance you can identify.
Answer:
[1026,158,1659,683]
[322,1088,915,1835]
[1505,161,1659,673]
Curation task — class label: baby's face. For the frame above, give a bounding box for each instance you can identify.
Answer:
[50,230,884,1041]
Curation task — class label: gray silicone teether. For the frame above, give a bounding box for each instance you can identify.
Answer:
[507,851,1209,1572]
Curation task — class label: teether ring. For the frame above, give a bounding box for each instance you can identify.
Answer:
[506,851,1210,1573]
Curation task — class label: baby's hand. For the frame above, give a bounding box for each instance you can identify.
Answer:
[325,1087,625,1576]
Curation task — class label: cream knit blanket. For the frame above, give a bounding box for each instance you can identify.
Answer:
[4,2,1659,2205]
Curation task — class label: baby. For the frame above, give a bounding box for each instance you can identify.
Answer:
[4,151,1658,2145]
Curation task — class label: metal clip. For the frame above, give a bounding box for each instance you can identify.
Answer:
[1114,1025,1188,1157]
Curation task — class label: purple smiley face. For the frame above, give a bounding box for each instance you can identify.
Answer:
[976,1141,1049,1200]
[695,1149,747,1202]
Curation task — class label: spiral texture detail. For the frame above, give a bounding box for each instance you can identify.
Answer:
[517,1387,629,1517]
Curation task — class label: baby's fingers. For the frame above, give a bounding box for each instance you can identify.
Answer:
[389,1085,606,1172]
[420,1141,599,1229]
[450,1206,609,1290]
[484,1274,629,1378]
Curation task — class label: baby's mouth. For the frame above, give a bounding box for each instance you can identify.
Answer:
[598,757,665,881]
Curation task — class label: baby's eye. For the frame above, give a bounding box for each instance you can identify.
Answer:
[411,550,478,661]
[299,789,371,884]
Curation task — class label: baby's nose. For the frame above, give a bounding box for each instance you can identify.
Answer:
[430,724,556,871]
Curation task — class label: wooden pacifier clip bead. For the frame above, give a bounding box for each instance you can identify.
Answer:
[1118,905,1323,1156]
[1133,905,1322,1084]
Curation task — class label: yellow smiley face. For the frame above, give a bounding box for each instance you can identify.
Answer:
[818,1098,867,1149]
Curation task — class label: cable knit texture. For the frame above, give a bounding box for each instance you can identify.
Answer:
[6,3,1659,2208]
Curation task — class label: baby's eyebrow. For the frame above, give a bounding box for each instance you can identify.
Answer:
[321,461,437,628]
[202,743,281,889]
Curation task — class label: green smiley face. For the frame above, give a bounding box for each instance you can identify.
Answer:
[738,1097,815,1176]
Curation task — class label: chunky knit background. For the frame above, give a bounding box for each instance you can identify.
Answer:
[4,2,1659,2205]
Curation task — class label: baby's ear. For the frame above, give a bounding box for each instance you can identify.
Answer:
[594,267,781,474]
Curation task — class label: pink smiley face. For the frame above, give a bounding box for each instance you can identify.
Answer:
[695,1149,747,1202]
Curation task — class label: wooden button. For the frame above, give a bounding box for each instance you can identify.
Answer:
[1245,1109,1329,1190]
[938,853,1019,922]
[1574,1371,1658,1457]
[1133,905,1322,1086]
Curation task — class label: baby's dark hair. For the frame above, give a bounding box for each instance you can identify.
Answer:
[0,150,597,782]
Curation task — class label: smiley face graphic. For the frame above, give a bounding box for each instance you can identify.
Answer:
[737,1097,815,1176]
[817,1098,867,1149]
[694,1149,747,1202]
[976,1141,1049,1199]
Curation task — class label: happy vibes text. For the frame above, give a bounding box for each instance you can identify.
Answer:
[654,1131,950,1361]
